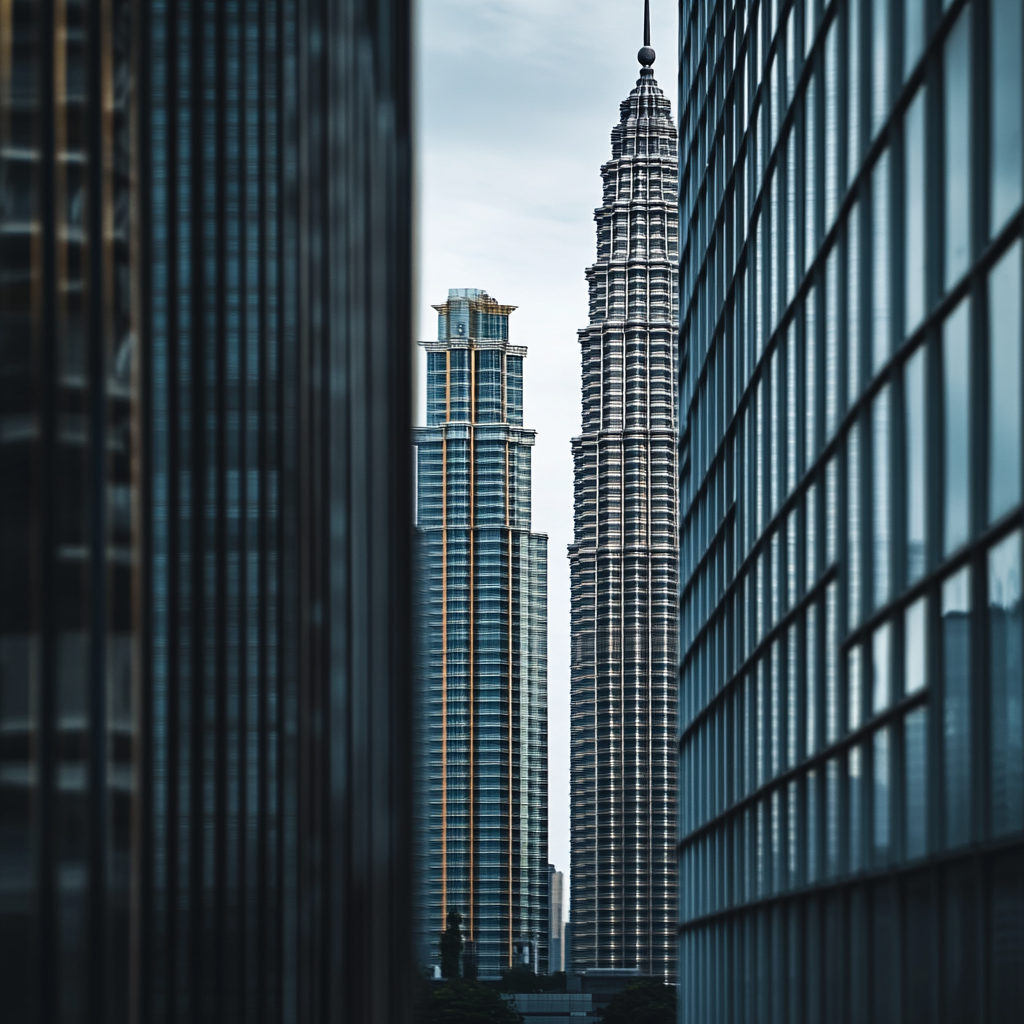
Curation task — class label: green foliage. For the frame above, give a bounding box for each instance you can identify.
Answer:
[599,980,677,1024]
[439,908,464,980]
[421,980,524,1024]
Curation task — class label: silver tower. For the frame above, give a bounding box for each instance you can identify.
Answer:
[568,3,679,980]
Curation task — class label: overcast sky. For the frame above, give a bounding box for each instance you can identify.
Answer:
[415,0,679,902]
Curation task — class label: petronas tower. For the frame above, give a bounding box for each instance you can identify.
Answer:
[568,5,679,980]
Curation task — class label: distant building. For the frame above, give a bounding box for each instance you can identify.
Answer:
[568,3,679,981]
[416,289,549,979]
[678,0,1024,1019]
[548,866,565,972]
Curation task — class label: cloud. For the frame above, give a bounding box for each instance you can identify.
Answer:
[416,0,678,897]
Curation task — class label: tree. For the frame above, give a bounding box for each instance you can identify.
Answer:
[422,980,524,1024]
[599,980,676,1024]
[439,908,464,980]
[499,965,542,993]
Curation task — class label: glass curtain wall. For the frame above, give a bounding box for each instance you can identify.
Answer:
[677,0,1024,1019]
[0,1,415,1022]
[415,290,549,980]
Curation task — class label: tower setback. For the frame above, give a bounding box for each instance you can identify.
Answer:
[416,289,549,979]
[568,17,679,980]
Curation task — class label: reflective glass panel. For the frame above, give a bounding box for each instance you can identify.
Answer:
[905,597,927,696]
[849,745,863,872]
[944,8,972,290]
[990,0,1023,234]
[904,707,929,858]
[872,151,892,372]
[873,621,892,713]
[989,531,1024,836]
[905,346,927,580]
[904,0,925,77]
[904,89,926,336]
[873,386,891,607]
[943,567,972,848]
[987,241,1022,523]
[943,300,971,555]
[873,727,891,861]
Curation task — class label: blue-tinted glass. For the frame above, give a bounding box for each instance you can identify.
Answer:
[849,645,864,731]
[990,0,1023,234]
[849,745,863,873]
[989,531,1023,836]
[872,151,891,372]
[807,602,819,754]
[806,78,818,268]
[904,0,925,76]
[873,727,891,861]
[944,8,972,290]
[848,424,862,628]
[825,249,840,436]
[873,622,892,713]
[825,23,840,228]
[905,347,927,579]
[943,300,971,554]
[904,89,926,336]
[807,768,820,883]
[988,242,1022,523]
[904,708,929,858]
[806,289,818,468]
[943,567,972,848]
[826,758,841,876]
[848,207,862,404]
[905,597,927,696]
[826,584,839,743]
[848,0,863,181]
[871,0,889,136]
[873,386,891,606]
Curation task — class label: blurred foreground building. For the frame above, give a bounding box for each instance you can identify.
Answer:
[677,0,1024,1020]
[0,2,415,1022]
[415,289,549,978]
[568,9,679,980]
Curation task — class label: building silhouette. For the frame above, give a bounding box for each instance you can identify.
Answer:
[416,288,549,979]
[568,3,679,981]
[548,865,565,972]
[0,2,416,1021]
[677,0,1024,1019]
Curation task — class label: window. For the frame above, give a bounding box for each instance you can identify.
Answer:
[904,0,925,77]
[873,622,892,713]
[990,0,1023,234]
[905,347,927,580]
[943,567,972,848]
[988,241,1022,523]
[873,386,891,606]
[904,707,929,858]
[989,531,1023,836]
[904,89,926,336]
[873,727,891,861]
[872,151,892,373]
[905,597,927,696]
[943,300,971,555]
[944,8,972,290]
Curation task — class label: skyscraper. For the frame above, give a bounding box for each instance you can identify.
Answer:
[0,2,416,1021]
[548,866,565,973]
[416,289,549,979]
[568,3,679,980]
[677,0,1024,1019]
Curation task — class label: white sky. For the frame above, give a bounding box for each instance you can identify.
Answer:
[415,0,679,906]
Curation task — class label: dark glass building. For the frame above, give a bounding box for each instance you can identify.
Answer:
[0,2,415,1022]
[569,7,679,980]
[677,0,1024,1020]
[416,288,549,979]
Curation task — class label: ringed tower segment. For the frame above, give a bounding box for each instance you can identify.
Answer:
[568,3,680,981]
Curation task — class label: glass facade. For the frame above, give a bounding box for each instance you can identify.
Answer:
[416,289,549,980]
[678,0,1024,1019]
[569,36,680,980]
[1,1,416,1021]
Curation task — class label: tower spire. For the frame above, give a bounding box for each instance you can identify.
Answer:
[638,0,656,67]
